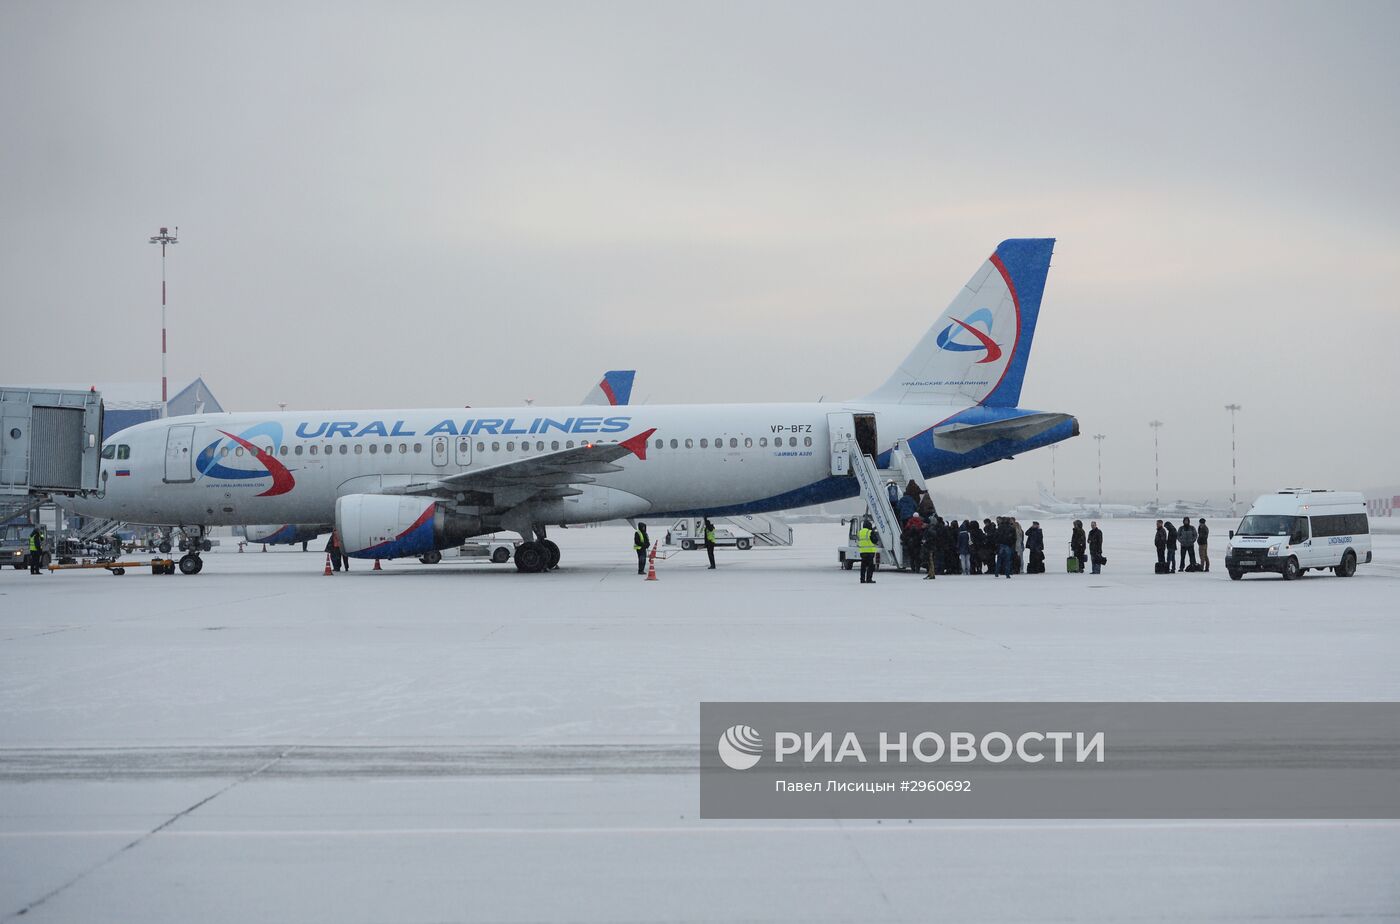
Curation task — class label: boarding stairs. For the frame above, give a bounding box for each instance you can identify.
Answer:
[851,450,903,568]
[721,513,793,547]
[74,517,125,542]
[884,438,929,498]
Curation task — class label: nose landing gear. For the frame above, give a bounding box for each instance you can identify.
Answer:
[175,526,208,575]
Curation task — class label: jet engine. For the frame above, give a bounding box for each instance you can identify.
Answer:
[336,494,480,559]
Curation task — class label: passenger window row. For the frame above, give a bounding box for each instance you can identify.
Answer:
[224,434,816,460]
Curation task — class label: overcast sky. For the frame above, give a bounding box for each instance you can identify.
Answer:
[3,1,1397,502]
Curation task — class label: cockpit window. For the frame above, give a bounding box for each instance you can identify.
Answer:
[101,445,117,460]
[116,445,130,460]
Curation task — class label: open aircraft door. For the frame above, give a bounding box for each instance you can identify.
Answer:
[164,424,196,483]
[827,412,855,476]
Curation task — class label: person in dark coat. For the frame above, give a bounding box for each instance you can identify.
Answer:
[1070,520,1087,574]
[702,518,717,570]
[1026,521,1045,573]
[1164,519,1178,573]
[967,520,985,574]
[325,532,343,572]
[981,519,999,575]
[1154,520,1167,569]
[1178,517,1197,571]
[1088,520,1104,574]
[1197,518,1211,572]
[922,517,939,579]
[1000,518,1019,578]
[957,521,972,574]
[902,514,925,574]
[896,492,917,527]
[916,493,936,521]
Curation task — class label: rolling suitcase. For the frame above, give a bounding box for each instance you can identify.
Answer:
[1155,562,1169,574]
[1066,556,1080,573]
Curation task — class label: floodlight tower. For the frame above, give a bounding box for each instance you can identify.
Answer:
[1093,433,1106,513]
[149,226,179,406]
[1148,420,1164,509]
[1050,444,1058,497]
[1225,403,1242,513]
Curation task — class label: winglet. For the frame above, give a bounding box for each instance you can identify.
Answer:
[620,428,657,460]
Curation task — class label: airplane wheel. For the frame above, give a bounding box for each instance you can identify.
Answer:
[491,546,511,564]
[542,539,560,570]
[201,539,212,553]
[514,541,548,573]
[178,554,202,575]
[158,539,172,554]
[420,550,443,565]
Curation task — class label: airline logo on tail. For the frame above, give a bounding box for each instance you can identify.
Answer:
[934,307,1002,364]
[195,422,296,497]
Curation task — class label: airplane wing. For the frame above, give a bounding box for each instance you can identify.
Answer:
[391,429,656,509]
[932,412,1074,454]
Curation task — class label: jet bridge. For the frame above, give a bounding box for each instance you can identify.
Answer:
[0,388,104,523]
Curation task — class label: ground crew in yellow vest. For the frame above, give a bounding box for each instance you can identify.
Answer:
[703,518,717,570]
[28,526,45,575]
[857,517,880,584]
[633,522,649,575]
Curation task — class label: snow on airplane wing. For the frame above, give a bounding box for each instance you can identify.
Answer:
[390,429,657,507]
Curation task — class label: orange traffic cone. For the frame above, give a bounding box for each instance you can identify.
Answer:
[323,553,333,576]
[373,558,382,571]
[645,542,658,581]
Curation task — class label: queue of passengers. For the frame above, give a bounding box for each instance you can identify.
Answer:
[889,481,1107,578]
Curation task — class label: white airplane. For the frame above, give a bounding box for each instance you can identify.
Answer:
[73,238,1079,575]
[1153,498,1236,519]
[242,370,638,549]
[1019,482,1144,519]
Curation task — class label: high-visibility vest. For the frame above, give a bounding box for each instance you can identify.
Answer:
[704,528,716,545]
[633,530,645,550]
[29,533,42,552]
[857,527,877,554]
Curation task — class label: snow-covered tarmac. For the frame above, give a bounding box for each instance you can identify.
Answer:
[3,520,1398,922]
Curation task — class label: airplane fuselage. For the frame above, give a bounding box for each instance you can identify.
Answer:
[80,400,1075,530]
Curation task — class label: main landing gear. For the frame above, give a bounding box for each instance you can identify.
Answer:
[514,525,561,574]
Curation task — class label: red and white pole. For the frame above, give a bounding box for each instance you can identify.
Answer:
[149,227,178,409]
